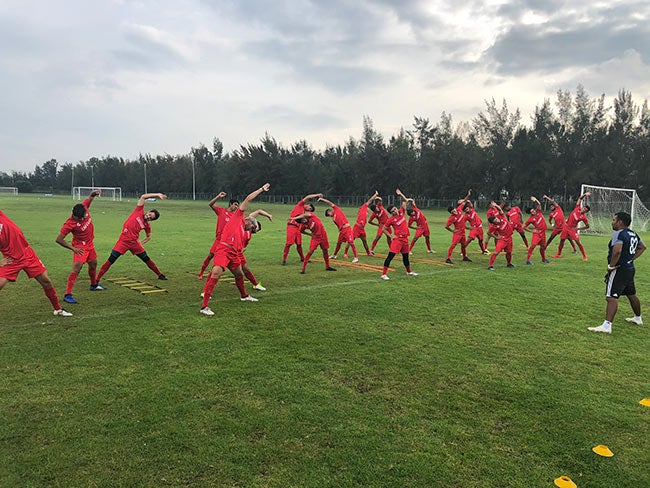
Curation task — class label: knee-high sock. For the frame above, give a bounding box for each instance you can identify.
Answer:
[244,270,258,286]
[282,244,291,262]
[66,271,79,295]
[301,251,314,272]
[43,286,62,310]
[201,277,219,308]
[350,243,358,258]
[235,276,247,297]
[96,261,112,282]
[447,243,457,259]
[88,267,97,287]
[199,255,212,276]
[577,242,587,258]
[296,244,305,261]
[145,259,162,276]
[506,252,512,265]
[322,249,331,268]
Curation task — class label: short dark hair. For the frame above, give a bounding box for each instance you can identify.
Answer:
[387,205,397,213]
[229,199,239,206]
[583,204,591,212]
[305,203,315,212]
[72,204,86,219]
[325,208,334,217]
[369,204,376,212]
[447,205,455,213]
[149,209,160,221]
[615,211,631,227]
[526,207,534,214]
[488,216,497,224]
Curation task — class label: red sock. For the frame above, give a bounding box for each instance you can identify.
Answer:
[201,277,218,308]
[145,259,162,276]
[282,245,291,262]
[66,272,79,295]
[88,267,97,287]
[526,248,533,261]
[244,270,258,286]
[541,247,547,260]
[382,266,388,274]
[43,286,61,310]
[578,243,587,258]
[96,261,112,282]
[323,250,331,268]
[235,276,247,297]
[489,254,497,267]
[506,252,512,265]
[297,245,305,261]
[350,243,358,258]
[302,252,313,272]
[199,255,212,276]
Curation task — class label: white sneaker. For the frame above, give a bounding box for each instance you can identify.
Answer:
[241,295,259,302]
[407,272,418,276]
[427,249,434,253]
[625,316,643,325]
[380,274,390,280]
[352,257,359,263]
[200,307,215,316]
[53,309,73,317]
[329,254,337,259]
[587,325,612,334]
[253,283,266,291]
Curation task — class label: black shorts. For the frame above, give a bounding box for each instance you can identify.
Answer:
[605,267,636,298]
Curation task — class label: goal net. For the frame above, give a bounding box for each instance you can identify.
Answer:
[581,184,650,233]
[73,186,122,201]
[0,187,18,195]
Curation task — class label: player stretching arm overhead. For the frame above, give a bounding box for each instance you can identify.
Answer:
[197,192,240,280]
[380,189,418,280]
[523,196,550,265]
[319,196,358,262]
[344,191,378,258]
[542,195,577,253]
[283,193,322,265]
[551,192,590,261]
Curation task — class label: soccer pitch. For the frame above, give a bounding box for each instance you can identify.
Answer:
[1,195,649,487]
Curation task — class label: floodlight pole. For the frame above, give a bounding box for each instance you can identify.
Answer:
[192,157,196,201]
[144,162,148,194]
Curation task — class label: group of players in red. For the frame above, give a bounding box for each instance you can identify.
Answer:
[0,184,592,318]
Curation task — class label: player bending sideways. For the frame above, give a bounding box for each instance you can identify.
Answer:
[543,194,578,254]
[344,192,378,258]
[197,192,239,280]
[200,184,270,316]
[380,189,418,280]
[445,190,472,264]
[95,193,168,285]
[55,189,106,304]
[290,210,337,274]
[407,200,434,254]
[283,193,322,265]
[369,197,391,254]
[523,196,550,265]
[463,201,488,255]
[551,191,590,261]
[486,203,515,270]
[0,210,72,316]
[320,197,359,262]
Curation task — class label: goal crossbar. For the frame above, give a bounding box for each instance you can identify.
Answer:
[73,186,122,201]
[581,183,650,233]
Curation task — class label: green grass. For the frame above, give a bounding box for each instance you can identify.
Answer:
[1,194,649,487]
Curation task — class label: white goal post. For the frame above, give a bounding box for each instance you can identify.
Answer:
[73,186,122,201]
[0,187,18,195]
[581,184,650,233]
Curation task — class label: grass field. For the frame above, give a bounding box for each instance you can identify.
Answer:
[1,194,649,487]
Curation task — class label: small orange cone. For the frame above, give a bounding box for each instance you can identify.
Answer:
[640,398,650,407]
[554,475,577,488]
[592,445,614,457]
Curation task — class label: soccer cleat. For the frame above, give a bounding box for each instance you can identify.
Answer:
[158,274,168,280]
[542,259,551,264]
[369,250,375,255]
[552,254,562,258]
[64,294,78,304]
[380,274,390,280]
[281,261,286,266]
[407,271,418,276]
[352,257,359,263]
[253,283,266,291]
[326,267,337,271]
[573,249,578,254]
[525,261,532,265]
[462,256,472,262]
[89,284,107,291]
[409,251,413,255]
[53,309,73,317]
[197,274,204,280]
[482,250,491,255]
[427,249,433,253]
[241,295,259,302]
[300,270,305,274]
[625,316,643,325]
[587,324,611,334]
[200,307,215,316]
[329,254,337,259]
[582,256,588,262]
[488,266,495,271]
[445,258,453,264]
[507,264,516,268]
[343,254,348,259]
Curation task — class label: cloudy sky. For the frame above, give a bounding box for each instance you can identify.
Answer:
[1,0,649,173]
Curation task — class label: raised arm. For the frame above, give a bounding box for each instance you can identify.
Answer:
[239,183,270,213]
[364,191,379,206]
[530,196,541,209]
[208,191,227,208]
[576,191,591,207]
[137,193,167,206]
[302,193,323,203]
[88,189,101,201]
[318,197,335,208]
[248,209,273,222]
[542,194,559,207]
[457,189,472,206]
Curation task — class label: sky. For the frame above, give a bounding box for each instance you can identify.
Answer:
[1,0,649,173]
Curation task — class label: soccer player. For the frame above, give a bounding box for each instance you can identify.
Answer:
[239,209,273,291]
[503,201,530,248]
[319,197,359,262]
[290,209,337,274]
[95,193,168,284]
[0,211,72,316]
[197,192,240,280]
[407,200,434,254]
[464,201,488,255]
[55,189,105,304]
[482,199,501,252]
[551,191,591,261]
[523,196,550,265]
[369,197,391,254]
[543,195,578,253]
[283,193,322,265]
[588,211,646,334]
[486,202,515,270]
[344,192,378,258]
[200,184,271,316]
[380,189,418,280]
[444,191,472,264]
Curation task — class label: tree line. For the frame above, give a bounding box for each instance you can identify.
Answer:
[3,85,649,206]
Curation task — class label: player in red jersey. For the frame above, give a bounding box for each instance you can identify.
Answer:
[369,197,392,253]
[444,191,472,264]
[283,193,322,265]
[200,184,271,316]
[55,189,105,304]
[503,202,530,248]
[523,196,550,265]
[239,209,272,291]
[551,192,590,261]
[289,209,337,274]
[0,211,72,316]
[197,192,240,280]
[543,195,578,253]
[486,203,516,270]
[319,197,359,262]
[95,193,167,284]
[407,200,433,254]
[463,201,488,255]
[380,189,418,280]
[483,201,501,252]
[345,192,378,258]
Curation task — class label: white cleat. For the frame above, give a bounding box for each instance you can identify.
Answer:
[352,257,359,263]
[625,316,643,325]
[587,325,612,334]
[53,309,73,317]
[253,283,266,291]
[200,307,215,316]
[380,274,390,280]
[241,295,259,302]
[407,272,418,276]
[329,254,337,259]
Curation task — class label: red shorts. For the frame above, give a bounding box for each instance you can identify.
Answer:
[285,225,303,245]
[451,231,466,244]
[309,237,330,252]
[337,226,353,245]
[512,223,524,233]
[550,227,563,237]
[469,226,484,240]
[239,251,247,266]
[560,228,579,241]
[213,244,243,271]
[0,247,46,281]
[209,238,220,255]
[495,238,513,254]
[413,225,430,238]
[389,236,410,254]
[113,239,146,256]
[352,224,366,240]
[375,225,386,238]
[72,244,97,264]
[531,232,547,247]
